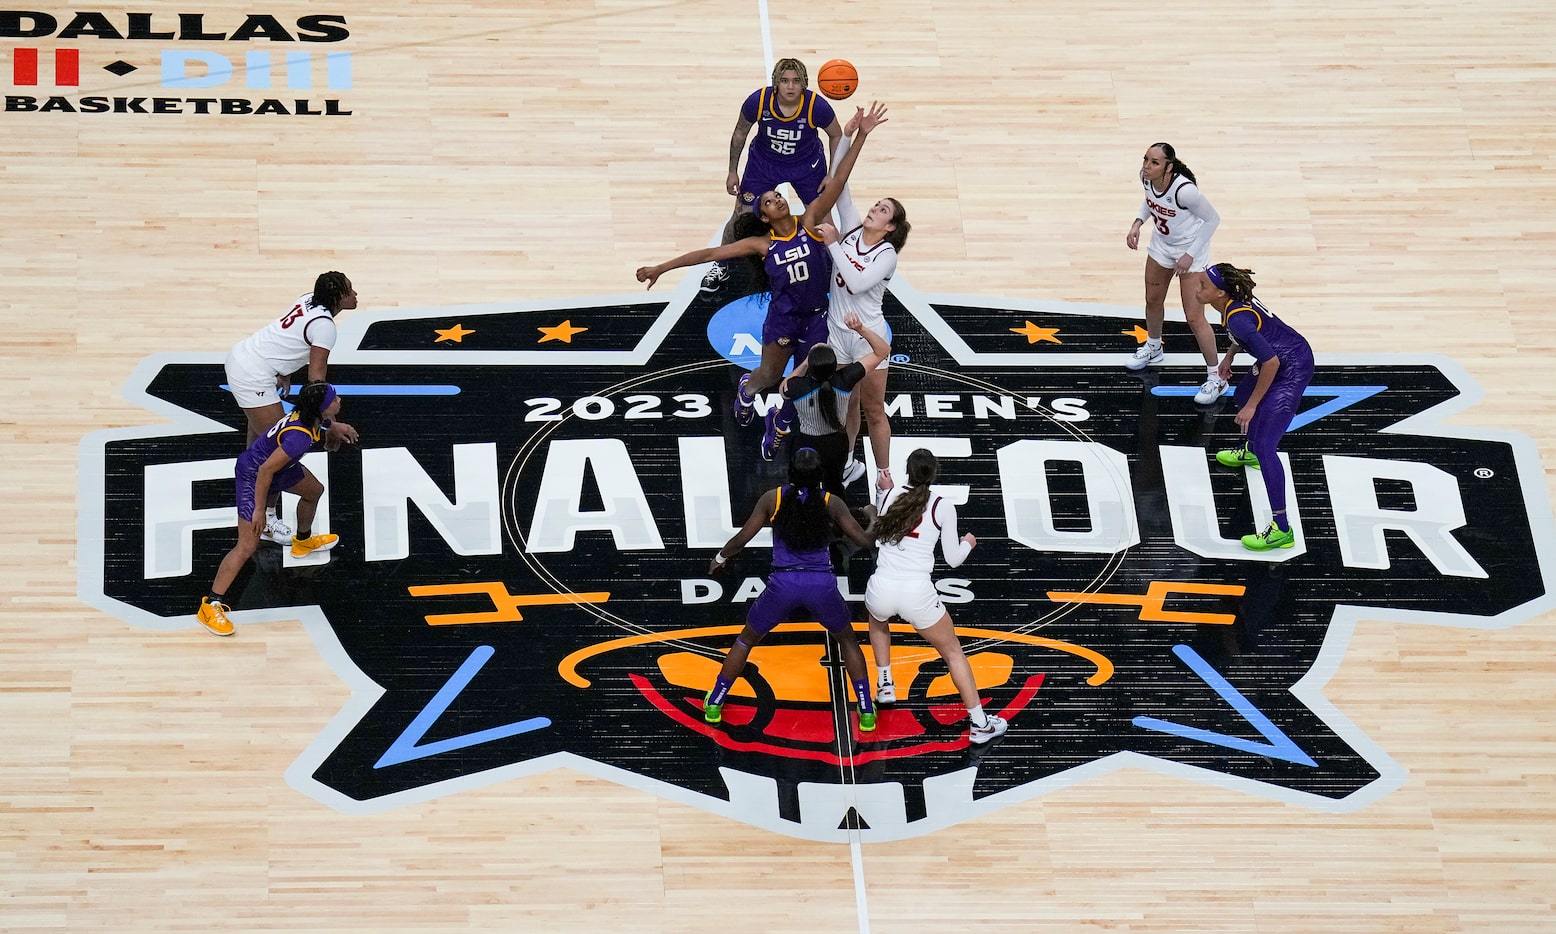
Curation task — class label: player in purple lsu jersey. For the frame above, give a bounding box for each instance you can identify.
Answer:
[1199,263,1315,551]
[195,382,348,636]
[636,102,890,459]
[701,447,879,732]
[702,58,843,291]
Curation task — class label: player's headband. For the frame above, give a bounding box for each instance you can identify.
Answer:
[320,383,338,411]
[1204,265,1229,291]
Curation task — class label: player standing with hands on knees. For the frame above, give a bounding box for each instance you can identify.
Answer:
[223,271,361,544]
[701,58,844,292]
[636,102,890,460]
[1125,143,1226,405]
[864,449,1008,744]
[1200,263,1315,552]
[196,382,348,636]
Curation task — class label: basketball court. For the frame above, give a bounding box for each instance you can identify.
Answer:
[6,2,1556,931]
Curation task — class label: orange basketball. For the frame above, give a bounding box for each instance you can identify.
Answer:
[816,59,859,101]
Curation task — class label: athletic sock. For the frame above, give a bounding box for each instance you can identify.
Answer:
[207,591,226,606]
[877,667,893,686]
[1273,510,1290,533]
[707,675,734,707]
[852,678,874,714]
[968,704,990,729]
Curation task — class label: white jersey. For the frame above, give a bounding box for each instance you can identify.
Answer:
[873,485,972,579]
[824,155,898,362]
[227,292,338,381]
[1139,175,1218,263]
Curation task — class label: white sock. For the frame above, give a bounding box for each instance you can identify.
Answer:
[1145,338,1162,349]
[968,705,989,728]
[877,667,893,685]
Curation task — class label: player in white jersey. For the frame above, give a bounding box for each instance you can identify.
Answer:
[815,116,910,494]
[223,271,360,543]
[862,449,1008,744]
[1124,142,1227,405]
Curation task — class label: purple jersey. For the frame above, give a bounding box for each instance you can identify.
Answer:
[741,87,835,170]
[765,222,832,321]
[1224,299,1313,376]
[234,412,322,522]
[768,485,834,572]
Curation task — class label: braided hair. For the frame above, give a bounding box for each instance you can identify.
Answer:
[1208,263,1258,302]
[731,212,772,293]
[311,271,353,313]
[874,449,939,546]
[772,447,831,552]
[1150,142,1198,185]
[771,57,808,88]
[293,380,333,429]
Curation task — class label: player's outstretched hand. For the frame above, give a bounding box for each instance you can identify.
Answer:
[635,266,662,290]
[857,101,888,136]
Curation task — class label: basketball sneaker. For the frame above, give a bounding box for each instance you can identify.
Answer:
[290,532,340,558]
[262,516,294,546]
[703,690,723,724]
[732,374,756,427]
[970,715,1009,744]
[1194,374,1229,404]
[1216,445,1261,469]
[700,262,729,293]
[760,408,790,462]
[842,458,867,487]
[875,681,896,704]
[1242,524,1295,551]
[196,597,235,637]
[858,710,878,732]
[1125,341,1165,371]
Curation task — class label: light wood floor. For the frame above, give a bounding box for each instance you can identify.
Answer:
[5,1,1556,930]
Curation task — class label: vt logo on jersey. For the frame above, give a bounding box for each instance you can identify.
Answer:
[79,277,1556,841]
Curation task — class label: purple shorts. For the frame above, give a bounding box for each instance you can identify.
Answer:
[762,311,828,363]
[739,155,827,212]
[235,460,305,522]
[746,569,850,636]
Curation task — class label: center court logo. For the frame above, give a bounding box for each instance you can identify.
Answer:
[3,9,354,116]
[78,279,1556,842]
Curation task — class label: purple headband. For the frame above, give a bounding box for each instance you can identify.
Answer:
[320,383,338,411]
[1204,264,1228,290]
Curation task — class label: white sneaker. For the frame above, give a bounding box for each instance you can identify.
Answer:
[842,458,867,487]
[699,262,729,293]
[970,715,1008,744]
[262,517,294,546]
[1194,374,1229,404]
[1125,341,1164,371]
[876,681,896,704]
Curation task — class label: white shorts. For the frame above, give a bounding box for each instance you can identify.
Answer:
[1147,237,1209,274]
[827,314,890,368]
[224,349,282,410]
[864,575,945,630]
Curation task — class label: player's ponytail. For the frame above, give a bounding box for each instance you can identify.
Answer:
[805,345,843,432]
[875,449,939,545]
[772,448,831,552]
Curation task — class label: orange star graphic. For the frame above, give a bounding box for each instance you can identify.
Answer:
[1011,321,1062,345]
[435,323,475,343]
[1124,325,1151,343]
[538,320,588,344]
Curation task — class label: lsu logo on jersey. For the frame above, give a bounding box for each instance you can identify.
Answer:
[79,277,1556,841]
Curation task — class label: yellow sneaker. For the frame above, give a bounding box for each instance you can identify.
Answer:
[197,597,234,637]
[290,532,340,558]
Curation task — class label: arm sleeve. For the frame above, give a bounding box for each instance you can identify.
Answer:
[826,241,897,294]
[937,499,973,568]
[1174,183,1221,260]
[1136,195,1152,223]
[829,135,861,230]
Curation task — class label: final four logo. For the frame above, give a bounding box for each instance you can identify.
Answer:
[79,274,1556,841]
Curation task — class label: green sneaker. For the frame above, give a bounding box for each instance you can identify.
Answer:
[858,710,878,732]
[1216,445,1260,469]
[703,691,722,724]
[1242,524,1295,551]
